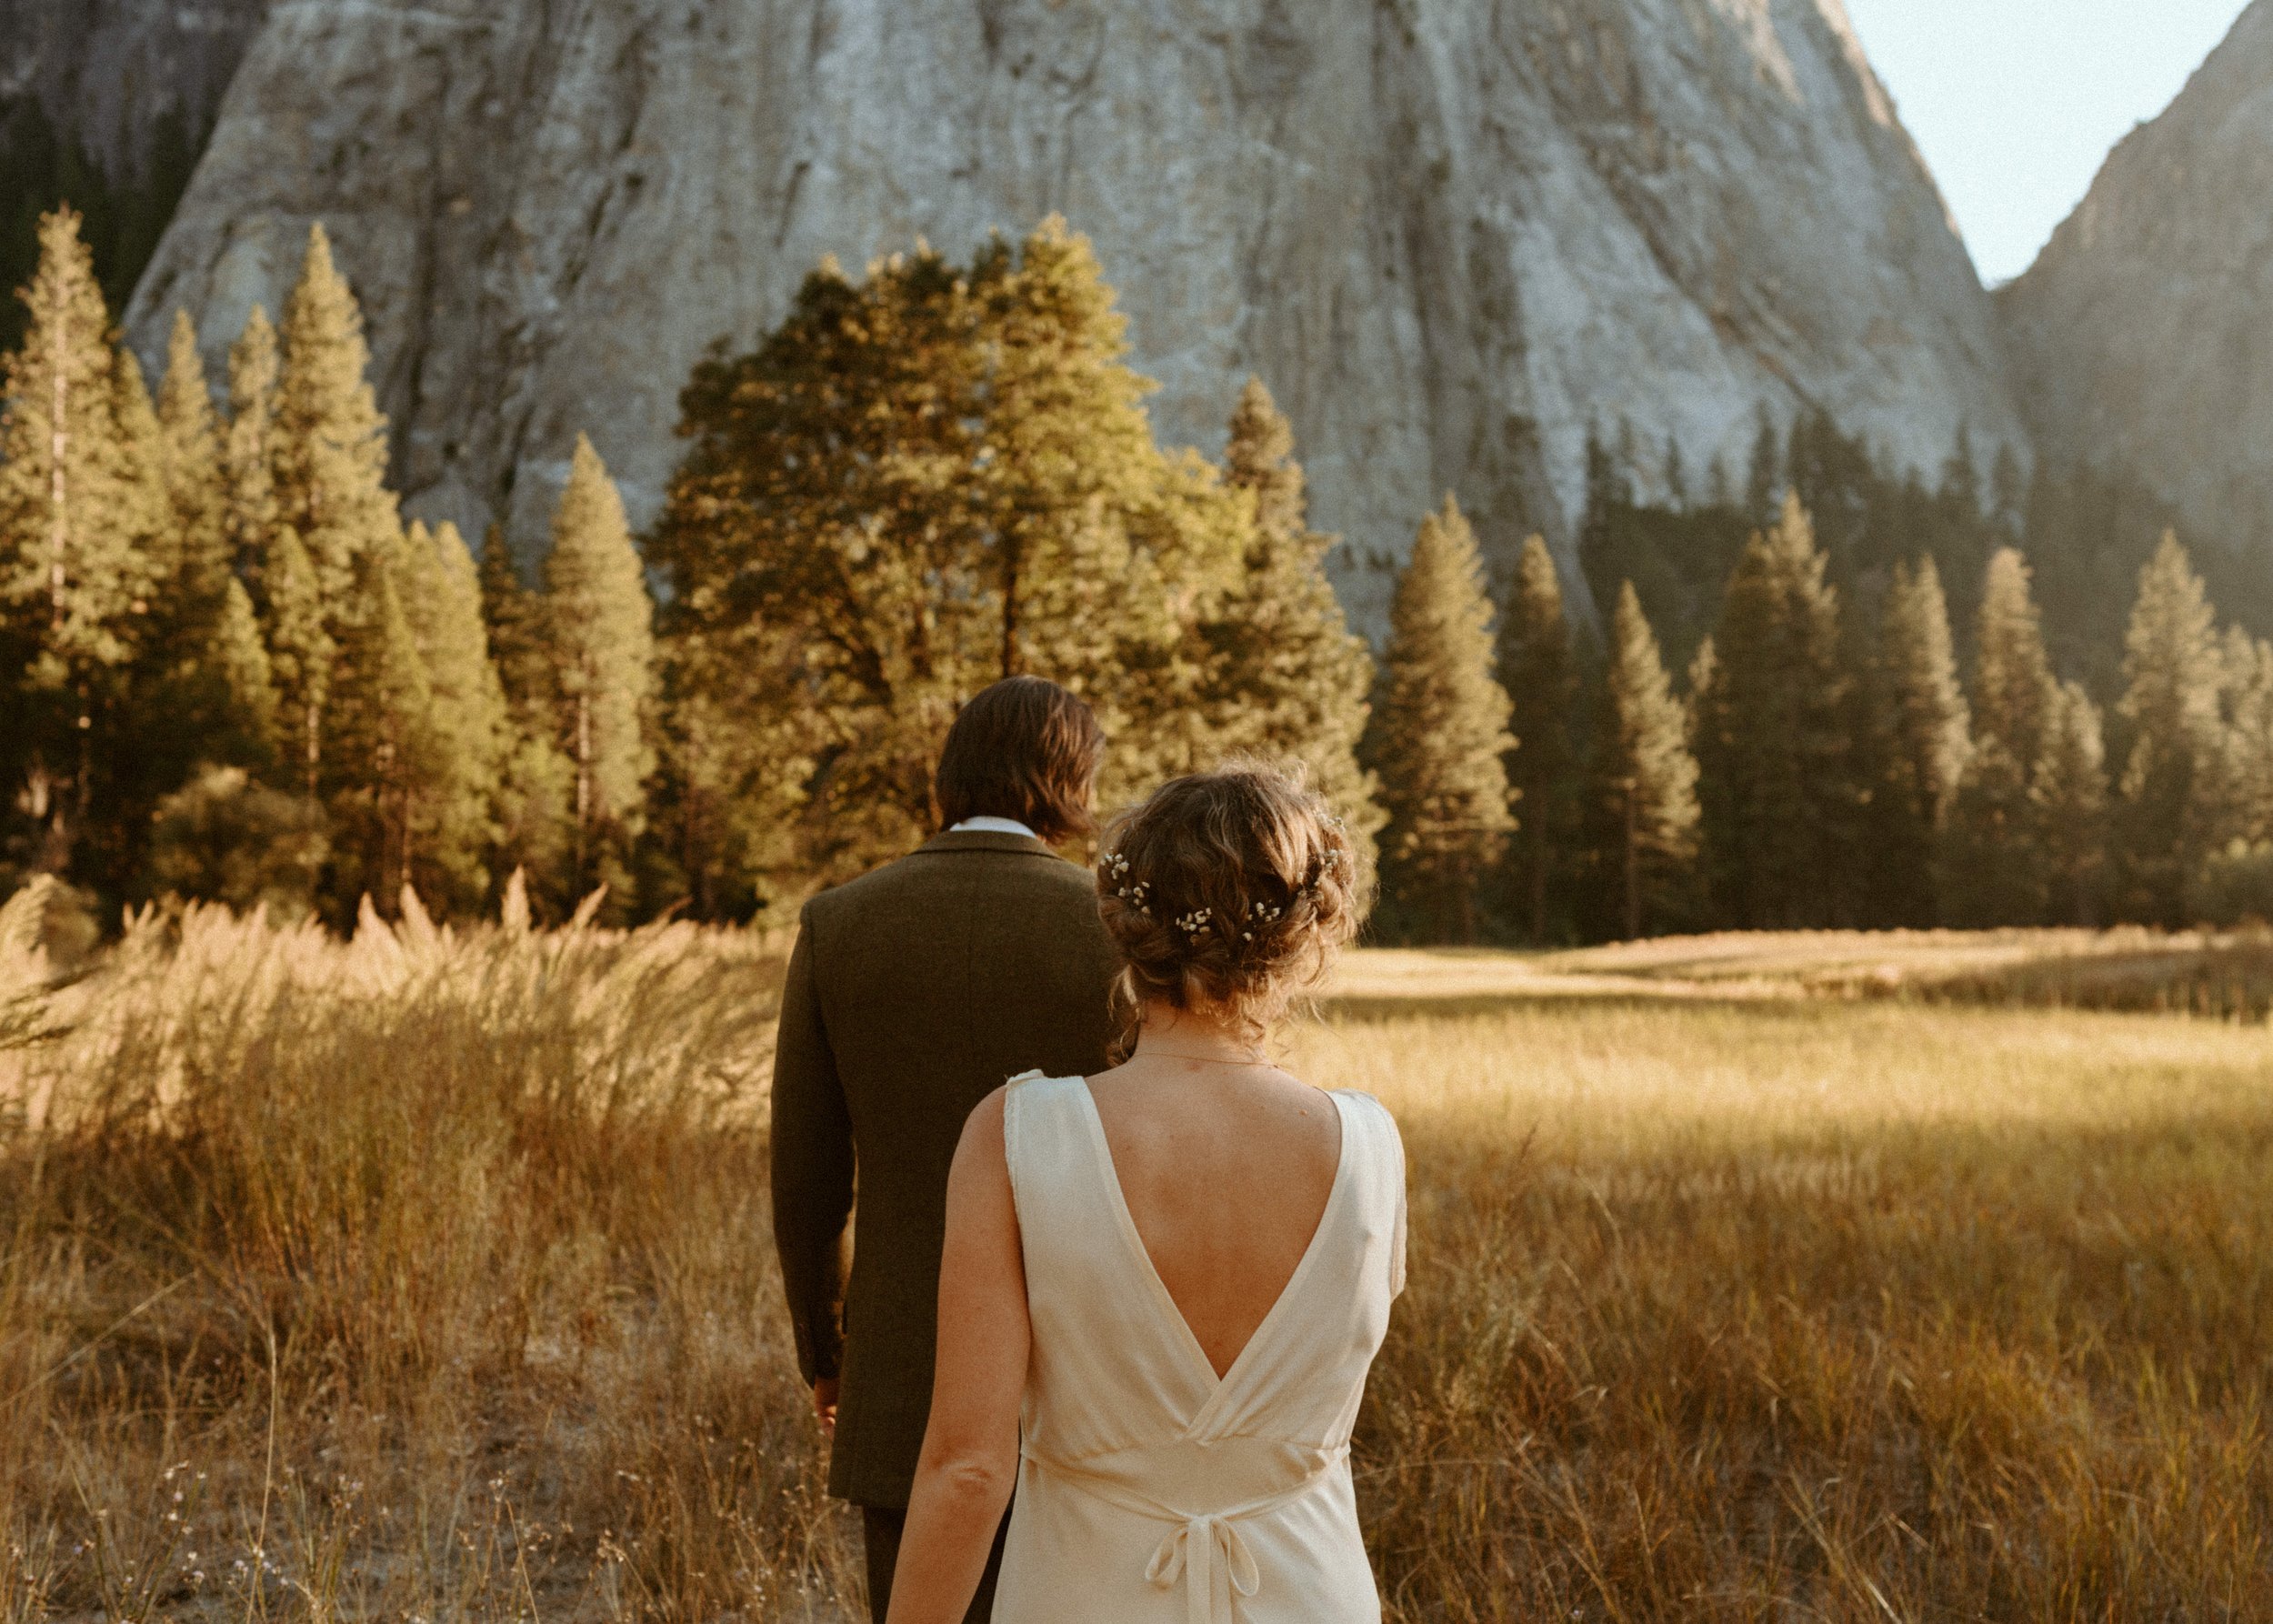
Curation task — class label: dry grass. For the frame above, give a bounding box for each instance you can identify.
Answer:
[3,903,2268,1619]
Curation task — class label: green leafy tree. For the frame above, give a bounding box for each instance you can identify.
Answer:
[1496,533,1580,940]
[1864,556,1969,926]
[1587,582,1699,939]
[542,436,656,906]
[2114,533,2228,924]
[1943,548,2058,925]
[0,208,162,881]
[650,219,1245,892]
[1364,496,1516,940]
[1203,376,1380,854]
[1692,494,1857,927]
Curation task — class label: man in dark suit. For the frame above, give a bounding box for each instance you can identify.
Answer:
[771,677,1122,1623]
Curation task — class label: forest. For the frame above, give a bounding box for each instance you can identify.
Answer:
[5,206,2271,944]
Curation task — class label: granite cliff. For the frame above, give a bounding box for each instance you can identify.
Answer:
[2002,0,2273,557]
[113,0,2020,620]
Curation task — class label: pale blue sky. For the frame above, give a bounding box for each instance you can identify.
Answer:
[1842,0,2254,286]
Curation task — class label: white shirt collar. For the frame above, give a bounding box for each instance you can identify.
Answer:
[947,815,1037,838]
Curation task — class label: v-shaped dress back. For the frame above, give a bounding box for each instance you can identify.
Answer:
[994,1073,1407,1624]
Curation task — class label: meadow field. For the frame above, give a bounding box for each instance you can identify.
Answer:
[1,883,2268,1621]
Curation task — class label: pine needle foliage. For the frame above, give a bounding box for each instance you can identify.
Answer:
[542,436,656,907]
[1943,548,2059,925]
[1366,496,1516,941]
[1693,494,1857,927]
[0,208,162,878]
[1497,533,1580,940]
[1203,376,1381,857]
[1587,582,1700,939]
[2114,533,2228,925]
[1865,556,1970,926]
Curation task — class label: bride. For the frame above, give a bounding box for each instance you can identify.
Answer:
[882,764,1407,1623]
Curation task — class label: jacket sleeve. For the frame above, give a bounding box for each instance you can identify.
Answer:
[770,908,856,1384]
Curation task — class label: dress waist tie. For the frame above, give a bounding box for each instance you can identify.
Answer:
[1021,1445,1347,1624]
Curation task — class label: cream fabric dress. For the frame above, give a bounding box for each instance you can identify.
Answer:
[993,1072,1407,1624]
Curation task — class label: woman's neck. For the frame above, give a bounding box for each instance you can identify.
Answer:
[1130,1004,1269,1067]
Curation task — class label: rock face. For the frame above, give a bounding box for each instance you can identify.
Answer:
[2,0,270,177]
[125,0,2020,624]
[2002,0,2273,556]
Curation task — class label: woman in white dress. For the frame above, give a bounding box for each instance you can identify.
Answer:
[882,764,1407,1624]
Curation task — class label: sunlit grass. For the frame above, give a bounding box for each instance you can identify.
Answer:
[2,905,2268,1619]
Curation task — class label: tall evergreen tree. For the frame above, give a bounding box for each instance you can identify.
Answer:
[325,534,439,913]
[1587,582,1700,939]
[1942,547,2058,925]
[271,224,399,604]
[224,306,281,583]
[391,519,506,910]
[1205,376,1381,854]
[264,523,333,805]
[2114,532,2228,925]
[543,436,656,904]
[1496,533,1580,940]
[0,208,161,880]
[2218,630,2273,850]
[146,309,275,777]
[1865,556,1970,926]
[1692,494,1857,927]
[479,531,575,911]
[2034,678,2108,927]
[1364,496,1516,940]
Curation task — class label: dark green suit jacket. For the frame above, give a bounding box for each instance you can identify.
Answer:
[770,829,1119,1509]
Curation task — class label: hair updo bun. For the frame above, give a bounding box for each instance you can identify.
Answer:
[1096,762,1370,1048]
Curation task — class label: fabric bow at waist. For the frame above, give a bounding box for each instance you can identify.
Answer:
[1022,1444,1346,1624]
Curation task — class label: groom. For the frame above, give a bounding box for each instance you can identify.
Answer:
[770,676,1121,1623]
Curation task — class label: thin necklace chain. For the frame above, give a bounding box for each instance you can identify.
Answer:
[1135,1044,1273,1068]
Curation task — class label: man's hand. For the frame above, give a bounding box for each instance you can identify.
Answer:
[813,1376,840,1437]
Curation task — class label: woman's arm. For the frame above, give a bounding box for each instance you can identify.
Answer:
[885,1087,1030,1624]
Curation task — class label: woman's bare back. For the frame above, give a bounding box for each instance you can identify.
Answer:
[1083,1057,1343,1378]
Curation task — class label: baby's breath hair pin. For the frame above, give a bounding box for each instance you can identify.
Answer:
[1101,851,1152,913]
[1174,907,1212,938]
[1241,898,1283,941]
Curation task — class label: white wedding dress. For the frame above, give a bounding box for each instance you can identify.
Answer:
[991,1072,1407,1624]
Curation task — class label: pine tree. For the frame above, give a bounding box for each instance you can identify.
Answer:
[325,535,438,913]
[0,208,162,879]
[271,224,399,603]
[147,308,275,776]
[2114,532,2228,925]
[1587,582,1700,939]
[264,523,333,806]
[1493,534,1579,940]
[224,306,281,583]
[543,436,656,903]
[2218,631,2273,850]
[1364,496,1516,940]
[2033,678,2108,927]
[1692,494,1857,927]
[479,531,575,912]
[1942,547,2058,926]
[392,519,506,909]
[1205,376,1381,855]
[1865,556,1970,926]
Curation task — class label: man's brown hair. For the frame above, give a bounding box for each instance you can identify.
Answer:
[934,677,1105,843]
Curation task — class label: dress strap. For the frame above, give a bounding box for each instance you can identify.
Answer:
[1020,1446,1347,1624]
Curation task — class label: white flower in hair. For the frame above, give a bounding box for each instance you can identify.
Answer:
[1174,907,1212,937]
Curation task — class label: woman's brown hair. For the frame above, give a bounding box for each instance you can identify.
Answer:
[1096,762,1368,1048]
[934,677,1105,843]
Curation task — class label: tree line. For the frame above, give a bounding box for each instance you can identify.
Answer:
[1372,485,2273,942]
[5,205,2269,941]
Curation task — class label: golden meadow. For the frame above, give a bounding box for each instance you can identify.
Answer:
[2,887,2268,1621]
